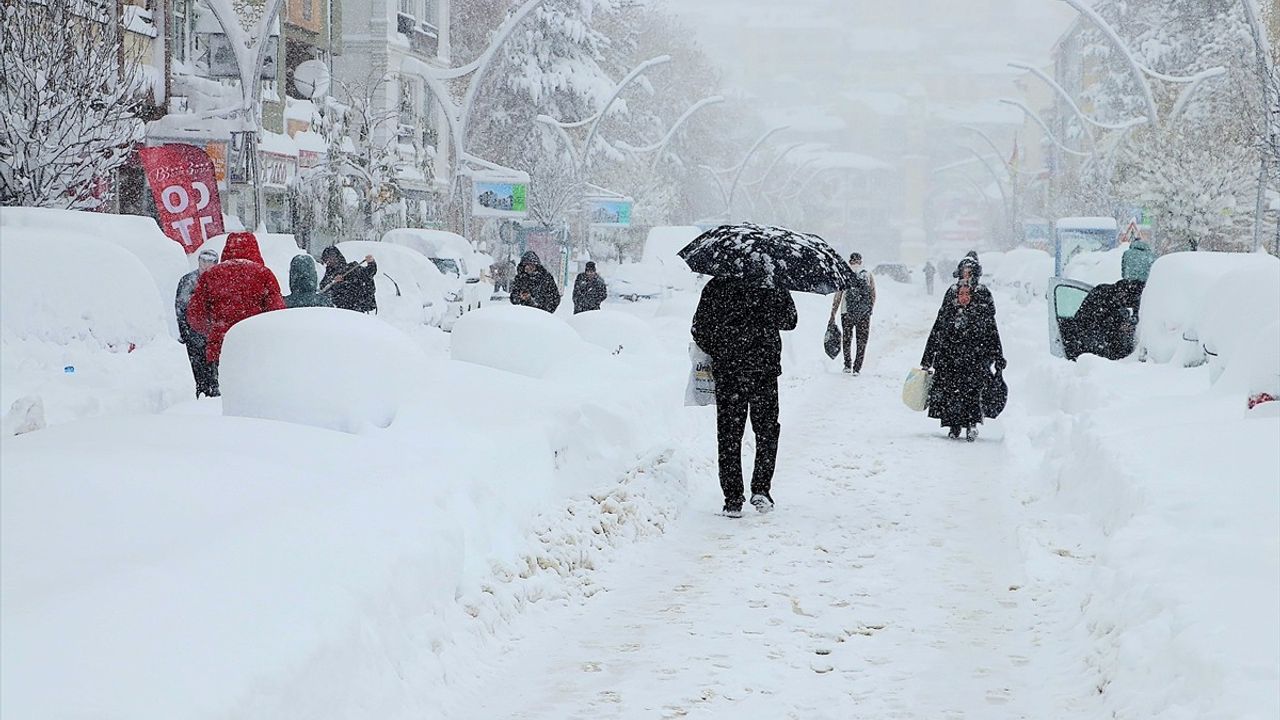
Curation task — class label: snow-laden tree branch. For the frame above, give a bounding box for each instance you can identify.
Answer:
[0,0,145,210]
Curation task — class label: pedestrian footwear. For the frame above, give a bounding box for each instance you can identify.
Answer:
[842,366,853,374]
[750,493,774,514]
[966,426,979,443]
[850,370,860,377]
[948,426,961,439]
[722,503,744,519]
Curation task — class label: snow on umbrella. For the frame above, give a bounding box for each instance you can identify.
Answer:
[677,223,857,294]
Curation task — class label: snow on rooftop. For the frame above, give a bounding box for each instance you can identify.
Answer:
[285,98,318,123]
[258,130,298,157]
[292,130,328,154]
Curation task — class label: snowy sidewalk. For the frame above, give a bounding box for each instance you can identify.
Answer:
[445,313,1096,718]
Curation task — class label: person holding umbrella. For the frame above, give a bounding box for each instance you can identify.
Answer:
[683,223,854,517]
[920,256,1006,442]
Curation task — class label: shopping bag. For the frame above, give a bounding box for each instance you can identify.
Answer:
[982,368,1008,418]
[902,367,933,412]
[823,321,841,359]
[684,343,716,406]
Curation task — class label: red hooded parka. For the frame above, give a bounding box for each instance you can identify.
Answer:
[186,232,286,362]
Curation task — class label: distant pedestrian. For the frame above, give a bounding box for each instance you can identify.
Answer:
[285,254,334,309]
[186,233,286,396]
[692,271,798,517]
[510,251,561,313]
[572,261,608,313]
[827,252,876,375]
[492,258,516,293]
[921,256,1005,442]
[1121,238,1156,282]
[319,246,378,313]
[175,247,219,397]
[923,260,936,295]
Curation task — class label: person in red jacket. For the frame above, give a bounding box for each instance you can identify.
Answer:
[186,232,285,395]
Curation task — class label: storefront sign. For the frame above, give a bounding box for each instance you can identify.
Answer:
[204,141,228,186]
[260,152,296,187]
[139,144,225,253]
[586,197,633,228]
[472,179,528,219]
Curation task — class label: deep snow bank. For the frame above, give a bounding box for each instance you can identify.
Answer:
[2,288,707,719]
[0,226,190,430]
[1015,352,1279,720]
[451,305,586,378]
[0,207,189,337]
[220,308,427,433]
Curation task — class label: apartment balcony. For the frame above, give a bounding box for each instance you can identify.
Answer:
[395,13,439,61]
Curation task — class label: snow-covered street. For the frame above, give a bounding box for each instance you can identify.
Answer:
[442,288,1099,719]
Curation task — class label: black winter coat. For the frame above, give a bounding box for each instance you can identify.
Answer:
[322,260,378,313]
[511,266,561,313]
[572,273,608,313]
[692,277,798,377]
[175,270,204,347]
[922,283,1004,426]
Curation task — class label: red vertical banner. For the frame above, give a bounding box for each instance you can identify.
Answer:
[139,144,226,254]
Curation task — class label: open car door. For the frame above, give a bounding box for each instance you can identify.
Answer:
[1047,277,1094,358]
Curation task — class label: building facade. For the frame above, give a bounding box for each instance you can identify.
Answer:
[333,0,453,230]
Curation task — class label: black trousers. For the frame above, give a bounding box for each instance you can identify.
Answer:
[714,371,781,506]
[184,341,218,397]
[841,313,871,372]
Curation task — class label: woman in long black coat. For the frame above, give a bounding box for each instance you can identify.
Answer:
[921,257,1006,441]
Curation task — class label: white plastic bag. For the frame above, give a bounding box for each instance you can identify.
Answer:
[684,343,716,406]
[902,367,933,412]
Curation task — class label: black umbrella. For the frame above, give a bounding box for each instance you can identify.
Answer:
[678,223,856,294]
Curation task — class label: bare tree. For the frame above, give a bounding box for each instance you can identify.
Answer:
[0,0,146,210]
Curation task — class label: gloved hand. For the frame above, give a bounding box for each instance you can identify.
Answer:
[994,357,1008,371]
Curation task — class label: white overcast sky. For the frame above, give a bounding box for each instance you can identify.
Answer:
[667,0,1078,102]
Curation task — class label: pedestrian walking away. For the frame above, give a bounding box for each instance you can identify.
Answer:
[186,232,286,396]
[175,247,219,397]
[319,246,378,313]
[285,254,335,309]
[692,271,798,517]
[510,251,562,313]
[920,256,1006,442]
[923,260,936,295]
[827,252,876,375]
[572,261,608,313]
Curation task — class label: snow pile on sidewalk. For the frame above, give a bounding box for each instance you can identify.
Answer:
[0,220,191,430]
[1014,352,1279,720]
[451,305,589,377]
[1,287,707,719]
[220,308,427,433]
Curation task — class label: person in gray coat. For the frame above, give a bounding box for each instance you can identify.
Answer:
[176,248,219,397]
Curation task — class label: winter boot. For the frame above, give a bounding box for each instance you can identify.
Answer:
[750,493,775,514]
[965,426,979,443]
[722,502,744,519]
[948,426,961,439]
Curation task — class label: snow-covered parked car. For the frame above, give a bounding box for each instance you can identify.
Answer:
[606,263,665,301]
[335,241,451,328]
[381,228,493,319]
[1136,251,1280,374]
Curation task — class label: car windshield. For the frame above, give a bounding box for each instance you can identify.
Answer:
[430,258,461,277]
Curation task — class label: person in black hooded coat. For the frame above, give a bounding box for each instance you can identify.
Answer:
[320,246,378,313]
[510,251,561,313]
[921,257,1006,442]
